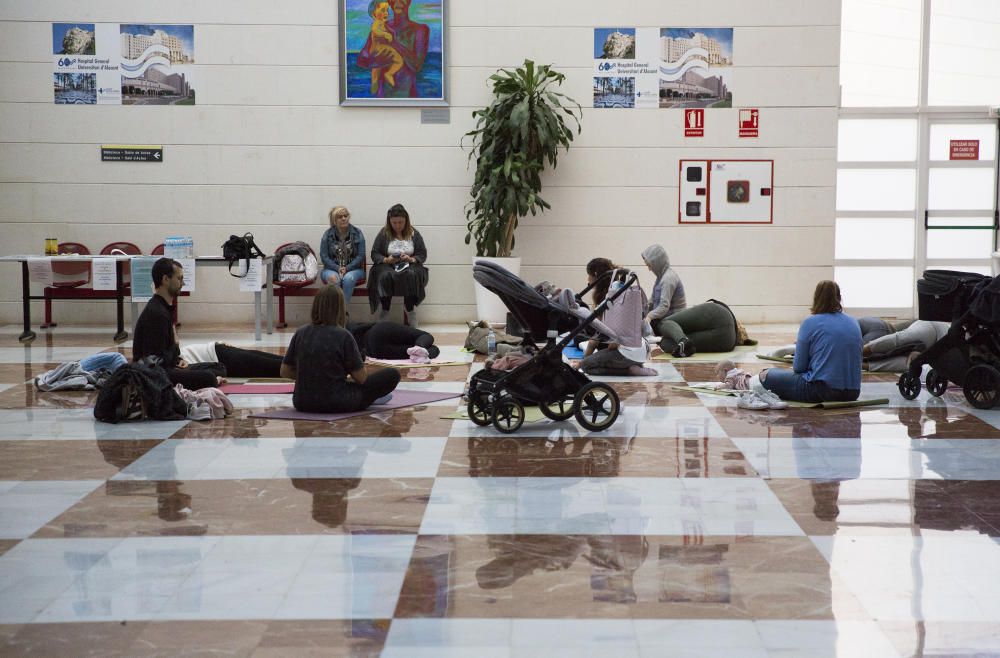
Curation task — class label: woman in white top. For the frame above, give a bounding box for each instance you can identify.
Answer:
[368,203,429,327]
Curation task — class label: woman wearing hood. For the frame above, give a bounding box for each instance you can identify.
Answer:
[640,244,738,357]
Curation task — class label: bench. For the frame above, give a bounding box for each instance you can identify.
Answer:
[273,257,409,328]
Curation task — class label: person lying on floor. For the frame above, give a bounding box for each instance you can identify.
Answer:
[280,285,400,413]
[347,320,440,361]
[744,281,861,409]
[133,258,284,389]
[862,319,950,372]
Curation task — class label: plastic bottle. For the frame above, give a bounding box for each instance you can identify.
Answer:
[487,327,497,356]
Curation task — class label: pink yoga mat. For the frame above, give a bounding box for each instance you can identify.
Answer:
[248,390,461,422]
[220,383,295,394]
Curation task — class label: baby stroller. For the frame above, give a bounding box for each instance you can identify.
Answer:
[468,261,638,433]
[898,270,1000,409]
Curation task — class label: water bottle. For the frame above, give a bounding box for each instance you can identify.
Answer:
[487,327,497,356]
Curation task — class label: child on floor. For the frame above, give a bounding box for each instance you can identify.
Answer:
[714,359,752,390]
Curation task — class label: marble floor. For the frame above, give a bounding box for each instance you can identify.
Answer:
[1,322,999,657]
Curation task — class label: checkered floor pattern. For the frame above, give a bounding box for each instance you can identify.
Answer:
[1,323,999,656]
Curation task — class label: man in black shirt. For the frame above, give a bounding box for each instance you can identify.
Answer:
[133,258,220,390]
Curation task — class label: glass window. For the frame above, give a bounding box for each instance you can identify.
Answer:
[840,0,921,106]
[836,266,915,307]
[927,216,994,228]
[929,0,1000,106]
[835,218,915,259]
[927,229,995,259]
[839,119,919,161]
[929,123,997,160]
[928,168,995,210]
[837,169,917,211]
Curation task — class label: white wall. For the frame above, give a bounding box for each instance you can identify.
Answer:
[0,0,841,326]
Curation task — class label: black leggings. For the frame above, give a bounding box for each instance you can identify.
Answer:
[381,296,419,312]
[305,368,401,412]
[363,323,439,360]
[215,343,284,378]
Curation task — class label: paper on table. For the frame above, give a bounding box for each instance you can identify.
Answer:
[239,257,263,292]
[92,257,117,291]
[27,258,53,286]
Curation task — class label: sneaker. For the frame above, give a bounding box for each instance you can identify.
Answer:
[186,400,212,421]
[755,388,789,410]
[672,339,696,358]
[737,392,770,410]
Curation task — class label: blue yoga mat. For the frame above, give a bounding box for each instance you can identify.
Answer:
[562,346,585,359]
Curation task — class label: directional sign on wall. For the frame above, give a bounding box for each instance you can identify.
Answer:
[101,144,163,162]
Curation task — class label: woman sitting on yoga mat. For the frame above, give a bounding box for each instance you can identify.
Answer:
[640,244,740,358]
[577,258,656,376]
[748,280,861,407]
[281,285,400,413]
[347,321,440,361]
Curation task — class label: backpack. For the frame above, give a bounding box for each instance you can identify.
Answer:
[274,242,319,284]
[221,232,265,278]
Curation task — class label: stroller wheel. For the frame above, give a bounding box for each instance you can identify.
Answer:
[926,369,948,397]
[539,394,575,421]
[492,395,525,433]
[963,364,1000,410]
[573,382,621,432]
[897,371,921,400]
[467,391,493,426]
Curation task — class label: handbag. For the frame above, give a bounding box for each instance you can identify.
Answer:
[221,232,265,278]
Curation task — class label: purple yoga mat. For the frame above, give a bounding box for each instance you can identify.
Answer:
[220,384,294,394]
[248,390,461,422]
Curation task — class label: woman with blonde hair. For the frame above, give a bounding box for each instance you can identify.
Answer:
[320,205,367,305]
[368,203,429,326]
[745,280,862,408]
[280,285,400,412]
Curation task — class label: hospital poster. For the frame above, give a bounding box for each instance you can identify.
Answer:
[53,22,195,105]
[593,27,733,109]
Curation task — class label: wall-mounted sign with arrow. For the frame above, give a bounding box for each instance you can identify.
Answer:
[101,144,163,162]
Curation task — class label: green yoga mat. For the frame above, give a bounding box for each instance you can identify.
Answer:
[670,385,889,409]
[652,345,757,362]
[755,354,793,363]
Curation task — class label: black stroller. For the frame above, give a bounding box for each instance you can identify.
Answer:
[897,270,1000,409]
[467,261,639,433]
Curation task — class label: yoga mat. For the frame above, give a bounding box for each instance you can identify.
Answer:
[756,354,878,373]
[441,406,547,423]
[755,354,793,363]
[652,345,756,362]
[366,358,470,369]
[247,377,295,383]
[562,346,585,360]
[248,390,461,422]
[220,383,294,394]
[671,386,889,409]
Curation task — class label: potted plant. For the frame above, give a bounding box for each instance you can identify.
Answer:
[463,59,582,321]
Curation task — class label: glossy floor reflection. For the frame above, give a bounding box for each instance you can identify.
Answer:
[1,322,999,656]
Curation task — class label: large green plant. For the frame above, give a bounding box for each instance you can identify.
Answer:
[463,60,582,257]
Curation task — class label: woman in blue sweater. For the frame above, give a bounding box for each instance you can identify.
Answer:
[750,280,862,406]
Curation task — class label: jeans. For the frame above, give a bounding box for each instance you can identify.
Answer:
[321,268,366,300]
[762,368,860,403]
[79,352,128,373]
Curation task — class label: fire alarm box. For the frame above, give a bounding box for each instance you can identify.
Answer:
[678,159,773,224]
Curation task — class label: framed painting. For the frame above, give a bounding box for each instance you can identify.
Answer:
[339,0,447,106]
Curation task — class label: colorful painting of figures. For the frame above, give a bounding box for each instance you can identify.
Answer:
[341,0,446,105]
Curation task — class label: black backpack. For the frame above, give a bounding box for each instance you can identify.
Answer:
[94,357,186,423]
[222,232,265,278]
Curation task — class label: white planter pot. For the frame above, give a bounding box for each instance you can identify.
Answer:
[473,256,521,324]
